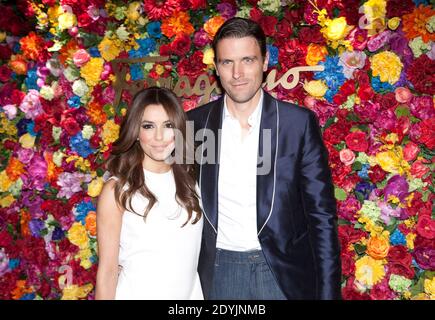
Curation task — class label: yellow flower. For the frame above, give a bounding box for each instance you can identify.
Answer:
[375,147,410,175]
[58,12,77,30]
[370,51,403,84]
[88,177,104,197]
[67,222,89,250]
[78,248,92,269]
[355,256,386,287]
[303,80,328,98]
[424,277,435,300]
[19,133,36,149]
[102,120,120,146]
[61,284,93,300]
[0,171,13,193]
[155,64,165,76]
[363,0,387,34]
[47,5,62,26]
[80,57,104,87]
[126,2,141,22]
[0,194,15,207]
[0,32,6,42]
[406,233,416,250]
[388,17,401,30]
[98,37,121,62]
[305,43,328,66]
[203,48,215,66]
[323,17,353,41]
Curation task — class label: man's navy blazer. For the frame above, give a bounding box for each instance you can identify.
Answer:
[187,91,342,300]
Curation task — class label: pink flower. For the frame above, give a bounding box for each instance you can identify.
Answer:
[72,49,90,67]
[57,172,92,199]
[19,89,43,120]
[2,104,17,120]
[339,148,356,166]
[347,28,368,50]
[338,50,367,79]
[17,147,34,164]
[410,160,430,178]
[395,87,413,104]
[100,62,113,81]
[403,142,420,162]
[409,96,435,121]
[367,30,392,52]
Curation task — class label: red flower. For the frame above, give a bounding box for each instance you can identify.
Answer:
[170,33,192,56]
[0,65,12,83]
[143,0,179,20]
[386,0,414,18]
[388,245,412,265]
[189,0,206,10]
[407,55,435,95]
[61,117,81,136]
[419,118,435,149]
[373,92,398,111]
[368,165,387,184]
[345,131,369,152]
[333,80,356,105]
[341,251,356,276]
[177,51,206,84]
[278,39,307,69]
[0,44,12,61]
[416,215,435,239]
[250,7,277,37]
[342,277,372,300]
[338,225,367,248]
[407,192,432,217]
[411,160,430,178]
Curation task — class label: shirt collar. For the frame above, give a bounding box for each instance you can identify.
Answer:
[223,90,263,129]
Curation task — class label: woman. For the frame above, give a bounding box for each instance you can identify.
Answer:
[95,87,203,300]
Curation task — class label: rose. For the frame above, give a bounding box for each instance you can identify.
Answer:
[72,49,90,67]
[416,215,435,239]
[339,148,356,166]
[303,80,328,98]
[411,160,430,178]
[403,142,420,162]
[395,87,413,104]
[324,17,352,41]
[367,235,390,259]
[345,131,368,152]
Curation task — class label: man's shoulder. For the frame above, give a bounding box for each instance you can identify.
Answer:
[187,98,221,123]
[271,95,314,120]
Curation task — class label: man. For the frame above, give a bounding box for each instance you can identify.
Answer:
[188,17,341,300]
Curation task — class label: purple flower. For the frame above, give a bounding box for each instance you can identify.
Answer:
[26,154,47,191]
[19,89,43,120]
[379,201,402,225]
[193,28,210,48]
[29,219,45,237]
[374,109,397,131]
[409,96,435,121]
[389,30,413,66]
[367,30,392,52]
[0,248,9,277]
[57,172,92,199]
[338,195,361,222]
[21,190,45,219]
[217,3,236,19]
[383,175,409,203]
[16,147,34,164]
[413,247,435,270]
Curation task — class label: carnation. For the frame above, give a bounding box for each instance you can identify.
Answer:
[407,54,435,95]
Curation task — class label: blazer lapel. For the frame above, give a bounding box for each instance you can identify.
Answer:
[199,98,224,234]
[257,92,278,235]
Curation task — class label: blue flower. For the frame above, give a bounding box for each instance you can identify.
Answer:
[412,0,429,5]
[67,95,82,108]
[26,121,37,137]
[130,63,144,81]
[129,38,156,58]
[371,76,394,93]
[17,118,32,136]
[355,181,376,200]
[70,132,95,158]
[88,47,101,57]
[390,229,406,246]
[314,56,346,101]
[20,293,36,300]
[267,45,279,67]
[25,68,39,90]
[52,227,65,241]
[146,21,162,39]
[75,200,96,224]
[9,259,19,270]
[358,164,370,180]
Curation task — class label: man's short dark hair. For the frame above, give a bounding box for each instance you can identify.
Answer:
[212,17,267,61]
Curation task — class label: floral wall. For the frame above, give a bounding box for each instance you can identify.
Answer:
[0,0,434,300]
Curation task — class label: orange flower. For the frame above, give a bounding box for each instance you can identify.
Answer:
[45,152,62,183]
[11,280,33,300]
[204,16,226,40]
[305,43,328,66]
[59,39,80,66]
[6,157,25,181]
[19,32,48,61]
[366,235,390,259]
[85,211,97,237]
[402,5,435,43]
[9,54,27,75]
[161,11,195,38]
[20,209,31,237]
[86,101,107,125]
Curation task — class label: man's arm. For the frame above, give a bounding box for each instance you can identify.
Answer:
[300,110,342,300]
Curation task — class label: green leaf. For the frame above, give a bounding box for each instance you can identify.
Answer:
[354,244,367,255]
[352,161,363,171]
[395,106,410,117]
[335,187,347,201]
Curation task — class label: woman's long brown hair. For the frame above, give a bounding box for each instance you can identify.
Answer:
[106,87,201,226]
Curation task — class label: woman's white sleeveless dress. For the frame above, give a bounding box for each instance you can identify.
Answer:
[109,169,203,300]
